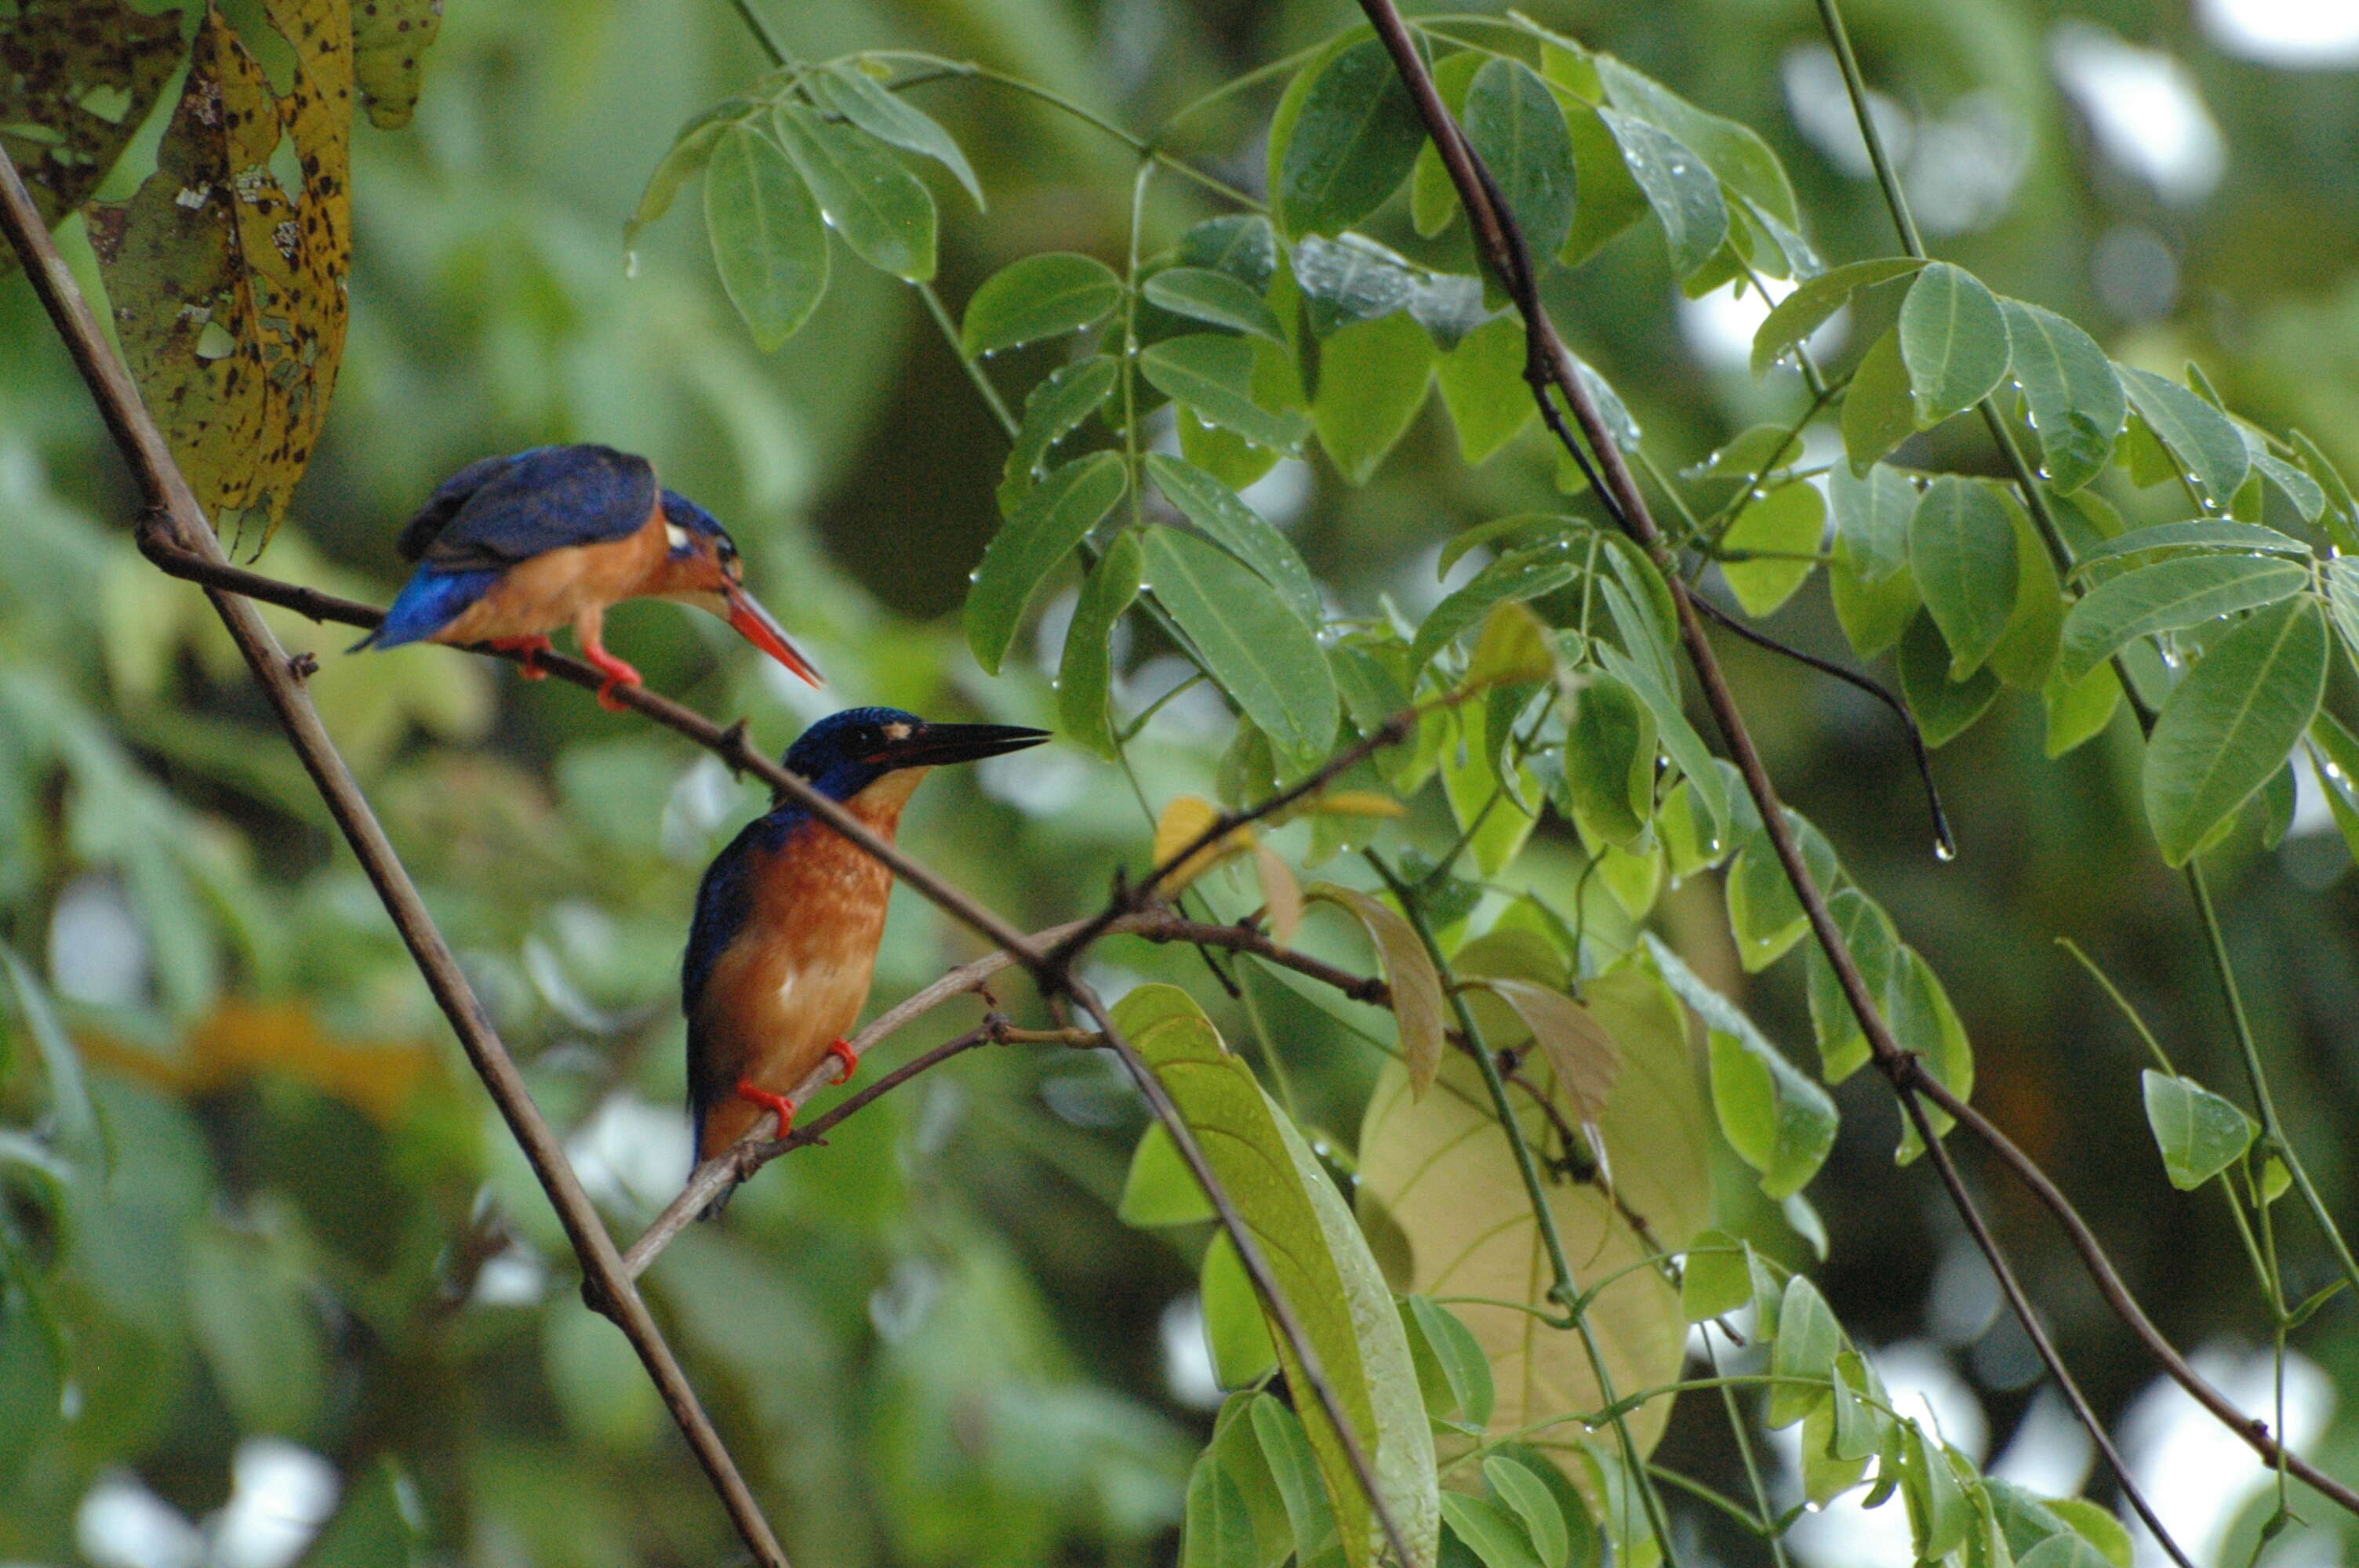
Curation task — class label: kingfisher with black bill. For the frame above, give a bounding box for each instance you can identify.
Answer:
[355,444,822,710]
[682,708,1050,1163]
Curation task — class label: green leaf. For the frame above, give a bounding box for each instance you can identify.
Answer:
[1410,541,1583,675]
[1653,942,1837,1199]
[1204,1229,1281,1388]
[1183,215,1282,292]
[1463,59,1579,260]
[809,63,984,209]
[1560,673,1656,849]
[1766,1276,1840,1428]
[2066,519,2310,577]
[1902,1428,1975,1563]
[1147,267,1288,343]
[1830,461,1915,583]
[1250,1395,1344,1566]
[1751,256,1926,378]
[627,98,756,254]
[2117,366,2251,506]
[2328,556,2359,667]
[1119,986,1441,1568]
[1408,52,1485,239]
[1119,1118,1216,1225]
[1211,1395,1299,1568]
[1558,100,1652,265]
[772,103,937,281]
[1899,263,2010,426]
[961,252,1124,355]
[2309,709,2359,864]
[1593,54,1799,227]
[965,452,1127,674]
[1999,299,2124,493]
[1143,335,1313,455]
[1059,529,1143,759]
[1406,273,1492,350]
[2139,1070,2257,1191]
[1898,611,2001,746]
[1890,951,1975,1162]
[1484,1456,1572,1568]
[2057,554,2310,682]
[1003,354,1119,505]
[1598,109,1726,279]
[1277,38,1427,239]
[2017,1533,2116,1568]
[1183,1454,1262,1568]
[1443,1493,1543,1568]
[1,947,97,1159]
[2045,659,2124,758]
[1684,423,1805,481]
[1987,500,2063,690]
[2043,1497,2135,1568]
[1830,554,1921,660]
[1437,315,1537,465]
[1401,1295,1494,1429]
[1290,235,1416,336]
[2291,428,2359,553]
[1802,887,1902,1084]
[1909,476,2018,680]
[190,1223,326,1436]
[1841,328,1917,473]
[1313,312,1435,485]
[1681,1230,1750,1322]
[1147,455,1321,626]
[1144,527,1340,773]
[2143,596,2329,864]
[704,122,827,350]
[1719,481,1826,615]
[1594,643,1728,846]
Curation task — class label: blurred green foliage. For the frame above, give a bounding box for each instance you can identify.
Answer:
[8,0,2359,1564]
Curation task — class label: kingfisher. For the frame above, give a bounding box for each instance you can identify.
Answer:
[682,707,1049,1163]
[355,444,822,710]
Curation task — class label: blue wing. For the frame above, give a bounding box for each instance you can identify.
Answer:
[681,809,801,1153]
[397,445,659,569]
[357,567,503,650]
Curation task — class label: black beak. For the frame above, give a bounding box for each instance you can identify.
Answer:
[874,721,1052,770]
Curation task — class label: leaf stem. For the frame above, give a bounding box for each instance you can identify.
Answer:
[917,279,1019,439]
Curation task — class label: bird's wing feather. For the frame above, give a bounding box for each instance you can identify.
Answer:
[682,811,798,1124]
[401,445,659,568]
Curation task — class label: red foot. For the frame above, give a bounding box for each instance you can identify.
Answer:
[734,1077,798,1137]
[582,644,643,712]
[826,1039,858,1084]
[489,635,554,679]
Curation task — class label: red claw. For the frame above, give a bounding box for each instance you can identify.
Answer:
[827,1039,858,1084]
[490,635,555,678]
[582,644,642,712]
[734,1077,799,1138]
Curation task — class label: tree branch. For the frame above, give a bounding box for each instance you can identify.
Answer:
[0,151,794,1568]
[1341,8,2215,1555]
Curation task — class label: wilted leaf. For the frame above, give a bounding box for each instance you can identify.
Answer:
[1481,979,1620,1122]
[1309,884,1446,1098]
[1153,793,1255,892]
[90,3,354,538]
[352,0,445,129]
[0,0,184,230]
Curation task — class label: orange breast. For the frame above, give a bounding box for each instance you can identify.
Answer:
[432,506,668,644]
[690,771,929,1157]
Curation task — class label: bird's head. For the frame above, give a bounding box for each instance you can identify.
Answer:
[653,491,824,688]
[780,707,1051,809]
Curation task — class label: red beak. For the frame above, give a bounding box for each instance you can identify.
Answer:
[725,584,823,688]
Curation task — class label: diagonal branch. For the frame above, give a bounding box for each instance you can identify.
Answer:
[1340,6,2215,1556]
[0,151,794,1568]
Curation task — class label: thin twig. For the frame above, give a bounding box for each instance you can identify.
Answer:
[0,150,794,1568]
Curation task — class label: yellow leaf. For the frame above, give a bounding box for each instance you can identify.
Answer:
[1305,789,1408,819]
[77,997,442,1124]
[1358,1048,1685,1492]
[0,0,184,234]
[1310,884,1447,1098]
[1463,599,1559,690]
[1152,793,1254,892]
[89,1,353,541]
[1253,844,1302,946]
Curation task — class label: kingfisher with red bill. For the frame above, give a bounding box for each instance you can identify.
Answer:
[682,708,1049,1163]
[356,444,822,709]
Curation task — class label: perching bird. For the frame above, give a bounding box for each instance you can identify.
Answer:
[355,444,822,710]
[682,707,1049,1163]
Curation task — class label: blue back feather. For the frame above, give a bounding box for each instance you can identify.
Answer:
[356,568,502,651]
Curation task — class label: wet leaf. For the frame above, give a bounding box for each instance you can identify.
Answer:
[1718,480,1825,616]
[1147,267,1287,342]
[1004,354,1120,506]
[1313,312,1434,485]
[2000,299,2122,493]
[772,103,937,281]
[1308,884,1445,1098]
[2139,1070,2256,1191]
[2117,366,2250,506]
[1598,108,1725,279]
[703,121,827,350]
[1909,477,2018,681]
[1841,328,1917,474]
[962,251,1123,355]
[1143,334,1312,455]
[1462,58,1578,260]
[1750,256,1925,378]
[2143,596,2328,864]
[1058,528,1142,759]
[809,62,983,208]
[966,452,1127,674]
[2057,554,2309,682]
[1275,38,1426,239]
[1899,263,2010,427]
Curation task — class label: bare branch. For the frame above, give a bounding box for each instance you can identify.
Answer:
[0,150,794,1567]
